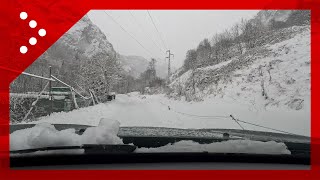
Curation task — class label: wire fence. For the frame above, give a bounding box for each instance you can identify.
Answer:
[7,66,98,123]
[158,100,299,136]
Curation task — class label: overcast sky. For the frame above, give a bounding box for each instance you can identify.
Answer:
[88,10,259,68]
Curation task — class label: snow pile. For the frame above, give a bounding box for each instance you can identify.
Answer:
[18,103,117,126]
[136,140,291,155]
[10,118,123,151]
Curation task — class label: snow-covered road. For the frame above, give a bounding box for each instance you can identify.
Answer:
[22,92,310,136]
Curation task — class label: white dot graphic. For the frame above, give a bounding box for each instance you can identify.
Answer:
[38,29,46,37]
[20,46,28,54]
[29,37,37,45]
[20,12,28,20]
[29,20,37,28]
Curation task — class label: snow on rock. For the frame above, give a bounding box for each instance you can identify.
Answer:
[136,140,291,155]
[61,15,115,58]
[254,10,293,26]
[10,118,123,151]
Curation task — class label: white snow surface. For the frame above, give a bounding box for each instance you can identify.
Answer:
[11,118,123,151]
[136,140,291,155]
[20,93,309,136]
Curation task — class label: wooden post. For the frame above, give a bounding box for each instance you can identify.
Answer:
[90,90,96,106]
[72,89,79,109]
[22,82,50,122]
[49,66,53,115]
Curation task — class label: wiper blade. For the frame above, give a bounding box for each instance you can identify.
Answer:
[10,144,136,154]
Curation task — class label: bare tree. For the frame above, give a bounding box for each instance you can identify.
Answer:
[231,23,243,55]
[196,39,211,66]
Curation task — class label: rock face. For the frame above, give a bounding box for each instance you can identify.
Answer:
[252,10,310,27]
[57,15,116,58]
[253,10,293,26]
[119,55,168,79]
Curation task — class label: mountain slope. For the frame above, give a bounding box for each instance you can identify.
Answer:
[169,25,310,111]
[119,55,168,79]
[11,15,119,93]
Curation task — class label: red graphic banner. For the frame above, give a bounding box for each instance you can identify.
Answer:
[0,0,319,179]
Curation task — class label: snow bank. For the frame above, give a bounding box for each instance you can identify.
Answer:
[10,118,123,151]
[19,103,116,126]
[10,93,49,99]
[136,140,291,155]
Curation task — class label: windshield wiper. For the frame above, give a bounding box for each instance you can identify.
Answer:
[10,144,136,154]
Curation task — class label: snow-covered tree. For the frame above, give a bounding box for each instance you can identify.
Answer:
[79,52,122,98]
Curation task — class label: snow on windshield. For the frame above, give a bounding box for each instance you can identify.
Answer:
[10,118,291,155]
[136,140,291,155]
[10,118,122,151]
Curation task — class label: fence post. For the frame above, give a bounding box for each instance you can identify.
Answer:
[22,82,50,122]
[72,89,79,109]
[49,66,53,115]
[90,90,96,106]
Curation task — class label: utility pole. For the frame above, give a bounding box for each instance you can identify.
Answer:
[166,50,174,80]
[49,66,53,115]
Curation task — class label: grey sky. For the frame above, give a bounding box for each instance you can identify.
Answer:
[88,10,259,68]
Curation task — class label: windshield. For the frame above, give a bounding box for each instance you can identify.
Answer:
[9,10,310,157]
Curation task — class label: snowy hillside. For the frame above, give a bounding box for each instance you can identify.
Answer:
[169,25,310,113]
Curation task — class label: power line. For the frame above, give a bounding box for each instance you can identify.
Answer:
[231,115,298,136]
[147,10,168,50]
[128,10,166,55]
[174,110,229,119]
[159,101,229,119]
[158,100,299,135]
[0,66,55,82]
[103,11,159,59]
